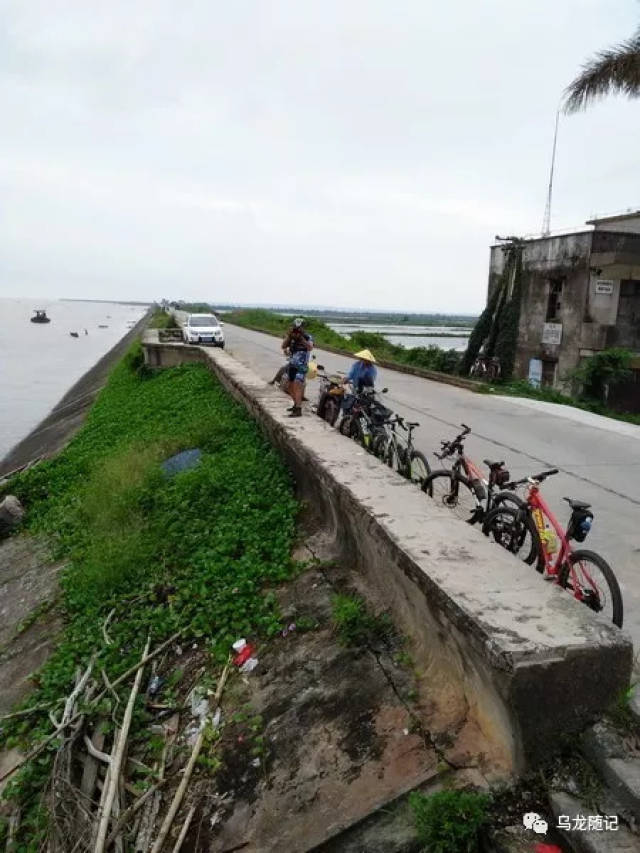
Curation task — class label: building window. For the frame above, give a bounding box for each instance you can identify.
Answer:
[546,278,564,321]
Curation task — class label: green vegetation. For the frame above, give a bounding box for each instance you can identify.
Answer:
[493,378,640,426]
[409,789,489,853]
[225,308,463,375]
[2,343,297,842]
[571,347,634,404]
[331,593,393,647]
[149,309,178,329]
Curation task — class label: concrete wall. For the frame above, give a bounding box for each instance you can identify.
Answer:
[142,335,632,776]
[514,233,592,387]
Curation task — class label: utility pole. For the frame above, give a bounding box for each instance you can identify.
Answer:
[542,106,561,237]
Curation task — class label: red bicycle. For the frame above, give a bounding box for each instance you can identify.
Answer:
[484,469,623,628]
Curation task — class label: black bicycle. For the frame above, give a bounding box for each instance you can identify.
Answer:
[421,425,535,560]
[372,416,430,485]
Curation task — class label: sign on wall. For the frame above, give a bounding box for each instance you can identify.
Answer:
[542,323,563,345]
[528,358,542,388]
[595,280,614,295]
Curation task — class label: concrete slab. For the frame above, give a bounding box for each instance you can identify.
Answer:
[142,339,633,774]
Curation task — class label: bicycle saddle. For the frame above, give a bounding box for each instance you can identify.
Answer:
[563,497,591,510]
[406,421,419,428]
[483,459,505,469]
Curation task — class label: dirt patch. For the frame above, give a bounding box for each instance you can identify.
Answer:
[196,564,484,853]
[0,534,63,715]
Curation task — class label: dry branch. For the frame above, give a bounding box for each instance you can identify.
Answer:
[171,805,195,853]
[0,630,183,785]
[150,660,230,853]
[94,636,151,853]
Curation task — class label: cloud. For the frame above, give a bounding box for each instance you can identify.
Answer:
[1,0,639,310]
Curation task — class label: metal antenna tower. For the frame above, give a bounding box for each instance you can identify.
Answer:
[542,107,560,237]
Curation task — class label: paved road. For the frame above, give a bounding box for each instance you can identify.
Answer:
[222,321,640,649]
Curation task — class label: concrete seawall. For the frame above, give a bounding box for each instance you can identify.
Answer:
[143,334,633,775]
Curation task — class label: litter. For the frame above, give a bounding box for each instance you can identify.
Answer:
[190,686,210,720]
[240,658,258,674]
[281,623,296,638]
[251,757,261,768]
[161,448,202,478]
[233,643,256,667]
[232,638,247,652]
[403,728,409,736]
[147,676,164,696]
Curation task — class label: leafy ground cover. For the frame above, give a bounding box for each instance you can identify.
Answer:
[0,343,297,843]
[225,308,462,374]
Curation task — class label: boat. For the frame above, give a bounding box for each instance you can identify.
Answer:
[70,332,79,338]
[30,310,50,324]
[98,324,108,328]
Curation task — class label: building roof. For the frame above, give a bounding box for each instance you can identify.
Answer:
[586,210,640,225]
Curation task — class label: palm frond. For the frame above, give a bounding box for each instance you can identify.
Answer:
[563,29,640,113]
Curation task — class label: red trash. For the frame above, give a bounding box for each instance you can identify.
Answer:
[233,643,256,667]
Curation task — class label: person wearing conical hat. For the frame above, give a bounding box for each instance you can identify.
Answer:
[344,349,378,392]
[339,349,378,422]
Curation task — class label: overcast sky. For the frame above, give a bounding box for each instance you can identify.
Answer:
[1,1,639,312]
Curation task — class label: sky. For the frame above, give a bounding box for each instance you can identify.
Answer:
[1,0,639,313]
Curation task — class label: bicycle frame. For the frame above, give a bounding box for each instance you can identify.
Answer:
[525,484,600,604]
[526,485,569,578]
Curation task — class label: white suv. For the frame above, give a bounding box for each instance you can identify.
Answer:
[182,313,225,348]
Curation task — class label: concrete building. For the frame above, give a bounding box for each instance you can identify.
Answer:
[488,211,640,410]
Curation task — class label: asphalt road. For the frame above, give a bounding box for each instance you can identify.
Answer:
[222,321,640,650]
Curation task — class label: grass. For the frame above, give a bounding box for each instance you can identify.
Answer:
[409,789,489,853]
[1,341,298,844]
[490,379,640,426]
[225,308,463,375]
[149,308,178,329]
[331,593,393,647]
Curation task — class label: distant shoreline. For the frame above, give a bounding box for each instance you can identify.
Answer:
[61,298,153,306]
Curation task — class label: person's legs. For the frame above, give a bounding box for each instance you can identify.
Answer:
[288,372,305,416]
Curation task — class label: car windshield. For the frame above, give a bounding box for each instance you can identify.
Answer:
[189,315,218,327]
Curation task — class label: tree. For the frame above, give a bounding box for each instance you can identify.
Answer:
[564,27,640,113]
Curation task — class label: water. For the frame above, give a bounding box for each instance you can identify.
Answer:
[327,323,471,352]
[0,299,149,460]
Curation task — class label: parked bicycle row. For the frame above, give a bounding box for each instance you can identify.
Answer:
[306,365,623,630]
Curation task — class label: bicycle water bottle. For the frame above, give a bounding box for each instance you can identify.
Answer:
[540,527,558,555]
[580,517,592,537]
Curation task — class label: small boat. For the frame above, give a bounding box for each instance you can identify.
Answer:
[30,310,50,324]
[98,324,108,328]
[70,331,79,338]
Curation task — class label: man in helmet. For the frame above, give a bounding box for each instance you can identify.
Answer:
[279,318,314,417]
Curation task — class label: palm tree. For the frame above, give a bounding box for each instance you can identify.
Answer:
[564,27,640,112]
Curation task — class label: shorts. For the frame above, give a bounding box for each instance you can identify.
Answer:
[288,362,307,384]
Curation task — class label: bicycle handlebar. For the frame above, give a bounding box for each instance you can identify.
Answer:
[505,468,559,488]
[436,424,471,459]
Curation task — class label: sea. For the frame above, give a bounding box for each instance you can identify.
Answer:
[0,299,149,462]
[326,322,472,351]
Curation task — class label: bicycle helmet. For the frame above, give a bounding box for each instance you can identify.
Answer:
[293,317,305,329]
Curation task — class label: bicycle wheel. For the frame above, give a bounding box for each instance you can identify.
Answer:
[559,550,623,628]
[422,469,479,523]
[339,415,354,437]
[483,504,542,567]
[409,450,430,485]
[372,432,388,460]
[323,397,340,426]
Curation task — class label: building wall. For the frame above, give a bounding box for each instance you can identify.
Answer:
[592,215,640,234]
[513,233,592,388]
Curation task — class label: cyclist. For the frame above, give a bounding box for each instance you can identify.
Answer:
[281,318,314,417]
[340,349,378,418]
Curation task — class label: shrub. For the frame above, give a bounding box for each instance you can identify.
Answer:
[331,594,393,647]
[572,348,633,404]
[409,789,489,853]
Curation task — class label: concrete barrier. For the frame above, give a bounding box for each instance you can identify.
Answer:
[142,333,633,775]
